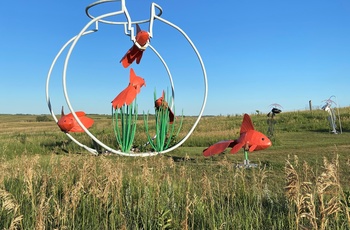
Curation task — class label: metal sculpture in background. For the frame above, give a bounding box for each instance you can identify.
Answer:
[45,0,208,156]
[267,103,282,139]
[321,96,342,134]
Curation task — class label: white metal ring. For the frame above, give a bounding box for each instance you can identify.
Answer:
[47,3,208,156]
[85,0,163,25]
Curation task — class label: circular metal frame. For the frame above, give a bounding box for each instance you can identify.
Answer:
[85,0,162,25]
[46,1,208,156]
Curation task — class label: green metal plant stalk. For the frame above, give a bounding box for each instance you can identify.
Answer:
[144,90,183,152]
[113,101,138,153]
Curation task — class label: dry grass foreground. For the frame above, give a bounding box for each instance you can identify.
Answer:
[0,109,350,229]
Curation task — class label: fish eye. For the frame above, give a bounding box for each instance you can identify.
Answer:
[262,138,265,141]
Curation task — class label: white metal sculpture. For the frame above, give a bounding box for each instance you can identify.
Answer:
[321,96,342,134]
[46,0,208,156]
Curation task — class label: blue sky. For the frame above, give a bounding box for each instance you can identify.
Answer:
[1,0,349,116]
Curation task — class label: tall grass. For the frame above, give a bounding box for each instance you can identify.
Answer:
[0,155,285,229]
[0,153,349,229]
[0,108,350,228]
[285,154,350,229]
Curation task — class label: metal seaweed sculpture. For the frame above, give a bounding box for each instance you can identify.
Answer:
[144,90,183,152]
[113,102,138,153]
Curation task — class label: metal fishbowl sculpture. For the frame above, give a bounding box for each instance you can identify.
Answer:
[46,0,208,156]
[203,114,272,167]
[321,96,342,134]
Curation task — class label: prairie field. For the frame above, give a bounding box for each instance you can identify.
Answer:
[0,108,350,229]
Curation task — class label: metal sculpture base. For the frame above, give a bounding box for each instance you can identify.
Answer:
[236,160,258,168]
[235,150,258,168]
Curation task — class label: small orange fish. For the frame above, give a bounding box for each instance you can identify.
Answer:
[111,68,146,109]
[57,106,94,133]
[203,114,272,157]
[155,91,175,123]
[120,24,150,68]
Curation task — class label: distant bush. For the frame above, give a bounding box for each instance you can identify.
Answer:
[36,115,51,122]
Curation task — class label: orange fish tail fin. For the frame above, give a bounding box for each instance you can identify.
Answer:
[74,111,86,117]
[111,91,127,109]
[203,140,234,157]
[135,52,143,64]
[112,85,137,109]
[121,56,131,68]
[111,94,125,109]
[70,116,94,133]
[120,45,139,68]
[124,88,137,105]
[80,116,94,129]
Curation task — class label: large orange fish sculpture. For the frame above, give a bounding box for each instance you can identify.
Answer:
[111,68,146,109]
[57,106,94,133]
[120,24,150,68]
[203,114,272,157]
[155,90,175,123]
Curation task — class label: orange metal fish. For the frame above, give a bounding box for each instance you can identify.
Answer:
[203,114,272,157]
[57,106,94,133]
[155,90,175,123]
[120,24,150,68]
[111,68,146,109]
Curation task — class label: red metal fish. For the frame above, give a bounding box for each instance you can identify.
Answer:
[111,68,146,109]
[203,114,272,157]
[120,24,150,68]
[155,90,175,123]
[57,106,94,133]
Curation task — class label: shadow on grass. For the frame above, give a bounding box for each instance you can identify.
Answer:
[41,140,73,154]
[164,154,197,162]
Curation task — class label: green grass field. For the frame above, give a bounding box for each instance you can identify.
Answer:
[0,108,349,229]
